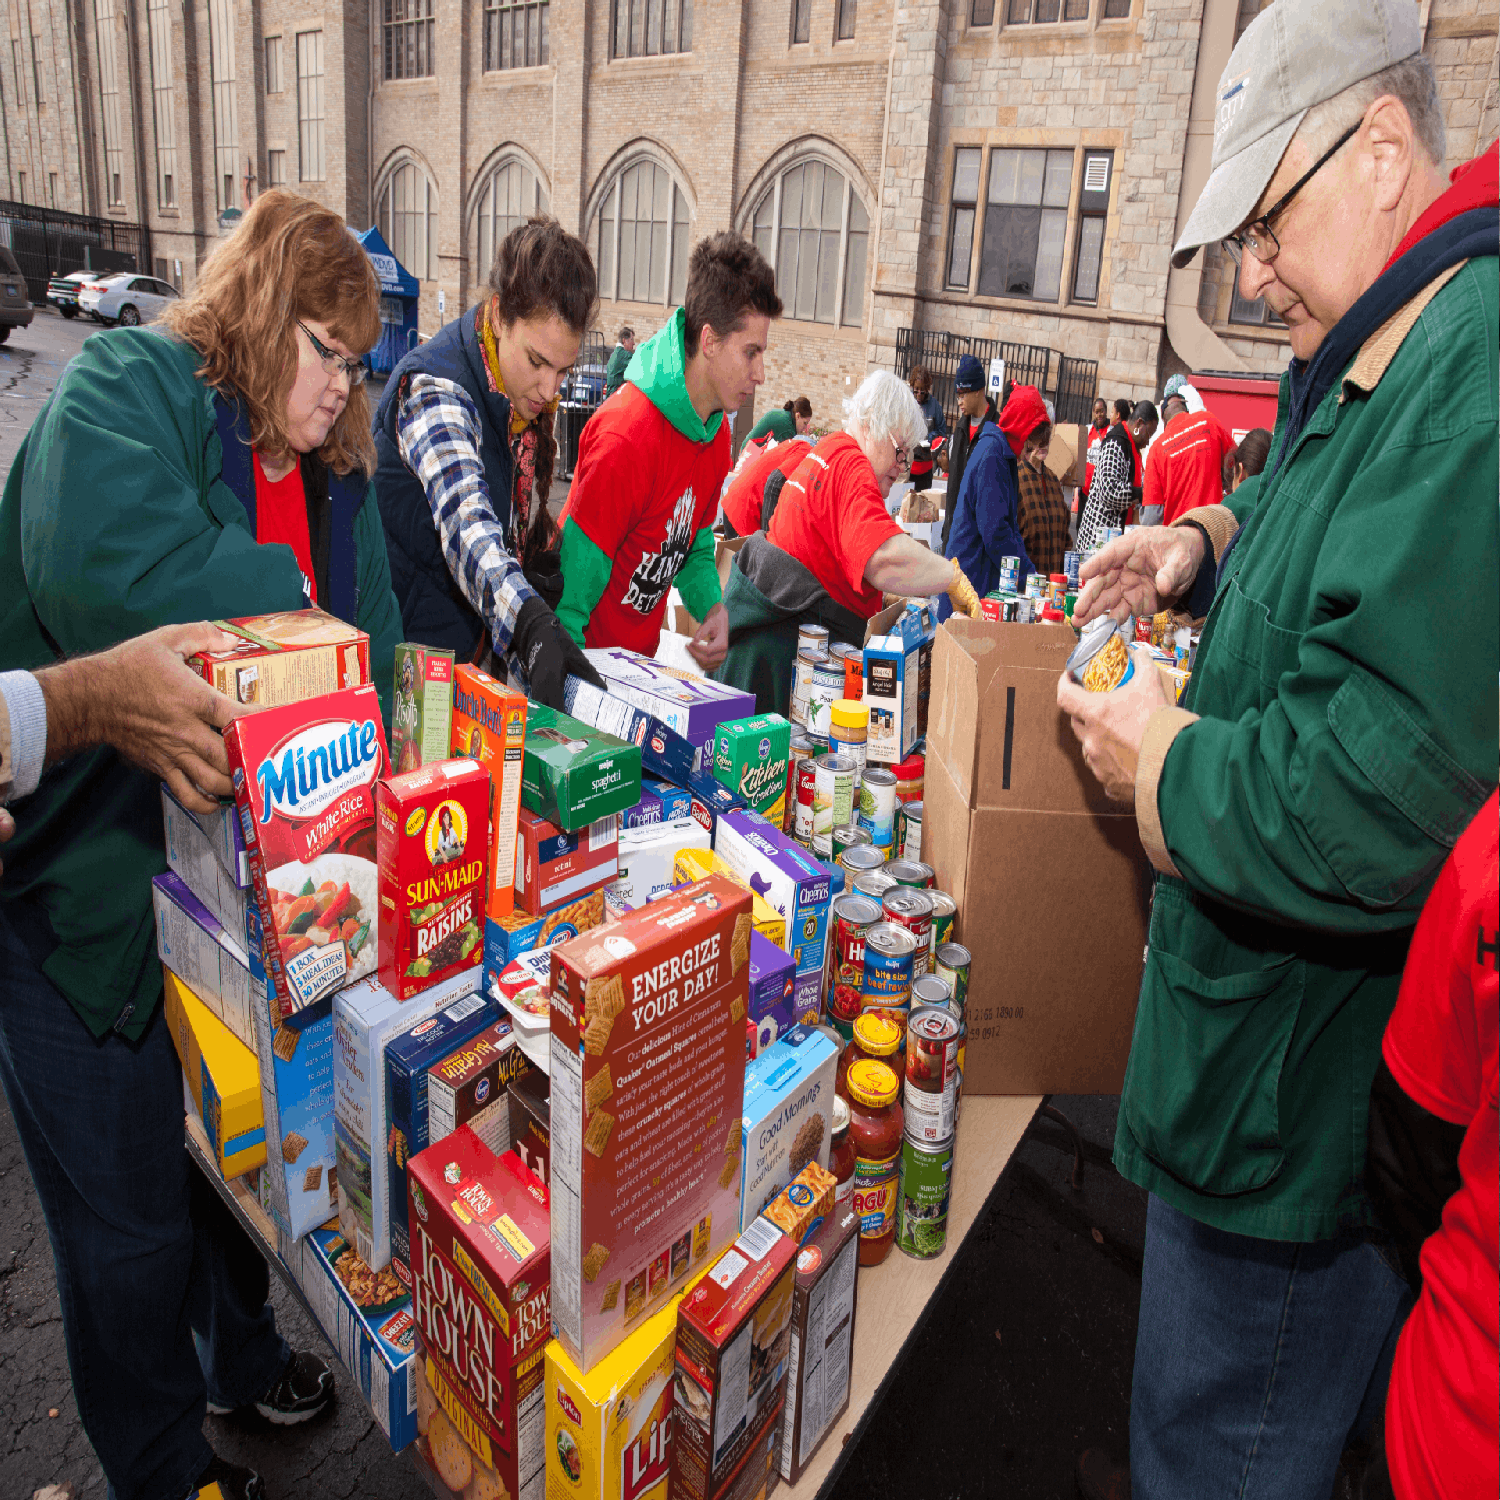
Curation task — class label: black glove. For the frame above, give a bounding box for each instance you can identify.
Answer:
[511,597,604,711]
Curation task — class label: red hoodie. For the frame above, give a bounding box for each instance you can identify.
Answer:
[996,384,1050,455]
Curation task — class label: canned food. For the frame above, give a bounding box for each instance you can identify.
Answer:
[839,844,886,878]
[885,859,934,889]
[842,647,864,702]
[852,868,899,902]
[998,555,1020,593]
[911,974,952,1011]
[934,942,971,1016]
[897,800,923,862]
[787,732,818,835]
[1063,550,1082,589]
[926,890,956,953]
[829,699,870,784]
[1025,572,1048,599]
[861,921,918,1035]
[833,824,872,858]
[829,894,882,1026]
[905,1006,959,1096]
[998,594,1021,623]
[896,1133,953,1260]
[881,888,934,977]
[1067,616,1135,693]
[858,767,898,848]
[805,661,845,740]
[794,756,818,845]
[1015,595,1036,624]
[791,647,828,725]
[956,1016,967,1101]
[798,623,830,655]
[892,753,924,805]
[811,753,858,859]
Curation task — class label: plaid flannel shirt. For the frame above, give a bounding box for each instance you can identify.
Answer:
[395,373,540,658]
[1016,457,1071,580]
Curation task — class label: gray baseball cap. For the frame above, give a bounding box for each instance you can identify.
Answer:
[1171,0,1422,268]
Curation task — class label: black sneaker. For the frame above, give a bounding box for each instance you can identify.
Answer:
[185,1455,265,1500]
[254,1348,336,1425]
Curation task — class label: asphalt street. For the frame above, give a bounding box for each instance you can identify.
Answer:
[0,307,99,484]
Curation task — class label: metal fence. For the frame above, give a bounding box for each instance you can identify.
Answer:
[894,326,1099,431]
[0,201,151,304]
[557,330,610,478]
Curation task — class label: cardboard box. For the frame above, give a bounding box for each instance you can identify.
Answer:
[711,714,792,825]
[164,967,265,1178]
[739,1025,838,1230]
[333,969,477,1272]
[672,849,788,951]
[516,807,620,916]
[686,771,746,841]
[564,675,700,786]
[508,1070,550,1190]
[583,648,755,767]
[745,932,797,1058]
[864,625,921,767]
[762,1163,837,1248]
[426,1018,531,1153]
[390,642,456,773]
[189,608,370,707]
[408,1131,551,1500]
[623,787,666,830]
[450,664,528,922]
[161,785,251,940]
[613,817,711,908]
[523,704,642,832]
[776,1203,859,1485]
[160,784,250,888]
[152,871,255,1049]
[672,1217,795,1500]
[483,887,608,976]
[924,619,1151,1093]
[548,875,753,1373]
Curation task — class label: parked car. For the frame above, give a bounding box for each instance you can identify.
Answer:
[0,247,36,345]
[47,270,94,319]
[77,272,181,327]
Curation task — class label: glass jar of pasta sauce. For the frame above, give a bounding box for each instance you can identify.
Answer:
[836,1011,902,1100]
[847,1059,904,1266]
[829,1095,856,1206]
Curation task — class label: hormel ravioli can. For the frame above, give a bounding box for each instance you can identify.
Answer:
[860,921,917,1041]
[881,888,934,978]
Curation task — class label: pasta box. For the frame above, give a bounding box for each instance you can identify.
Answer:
[225,684,387,1027]
[563,675,700,786]
[450,664,528,922]
[686,771,746,841]
[190,608,370,708]
[647,778,694,822]
[152,871,255,1050]
[711,714,791,826]
[426,1018,532,1154]
[375,759,490,1000]
[523,704,641,833]
[583,648,755,767]
[739,1025,837,1230]
[547,875,753,1373]
[483,886,607,975]
[515,807,620,916]
[508,1069,550,1191]
[407,1127,551,1500]
[391,643,456,774]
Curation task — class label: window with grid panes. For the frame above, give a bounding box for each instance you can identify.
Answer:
[296,31,325,181]
[11,38,25,107]
[484,1,549,70]
[946,147,981,288]
[750,160,869,328]
[384,0,434,79]
[1007,0,1089,20]
[977,147,1071,301]
[30,36,41,106]
[477,161,549,277]
[611,0,692,58]
[970,0,995,24]
[267,149,286,188]
[1102,0,1130,16]
[592,160,690,305]
[379,161,437,281]
[207,0,238,210]
[264,35,282,92]
[148,0,178,207]
[835,0,856,38]
[96,0,127,205]
[1070,149,1111,302]
[790,0,810,44]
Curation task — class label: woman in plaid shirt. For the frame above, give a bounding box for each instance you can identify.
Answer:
[1016,420,1071,580]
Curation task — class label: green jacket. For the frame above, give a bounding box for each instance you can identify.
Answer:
[1119,258,1498,1240]
[604,341,631,398]
[0,328,401,1040]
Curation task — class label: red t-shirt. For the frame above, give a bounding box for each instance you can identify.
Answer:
[253,452,316,603]
[562,383,730,655]
[721,437,812,538]
[766,433,902,619]
[1382,789,1498,1500]
[1146,409,1237,524]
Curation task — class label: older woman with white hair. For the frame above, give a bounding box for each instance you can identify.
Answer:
[715,369,979,714]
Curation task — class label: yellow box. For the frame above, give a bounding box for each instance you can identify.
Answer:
[164,967,266,1177]
[673,849,787,949]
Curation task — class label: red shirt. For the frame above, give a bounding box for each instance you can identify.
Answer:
[1145,409,1236,524]
[721,437,812,537]
[766,433,901,618]
[1382,790,1498,1500]
[253,452,316,603]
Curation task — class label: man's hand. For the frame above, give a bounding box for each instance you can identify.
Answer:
[687,602,730,671]
[1056,646,1172,802]
[1072,525,1205,627]
[0,806,13,881]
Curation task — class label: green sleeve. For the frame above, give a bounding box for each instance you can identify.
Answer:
[557,515,613,646]
[675,525,723,621]
[353,483,404,727]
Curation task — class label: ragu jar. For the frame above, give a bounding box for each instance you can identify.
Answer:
[836,1012,902,1101]
[829,1095,856,1206]
[846,1058,903,1266]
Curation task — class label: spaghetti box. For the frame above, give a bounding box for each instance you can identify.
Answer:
[712,812,834,1024]
[563,674,700,786]
[152,870,255,1050]
[687,770,746,841]
[189,608,371,708]
[333,968,478,1272]
[164,968,265,1177]
[407,1127,551,1500]
[515,807,620,916]
[162,785,251,940]
[672,1217,796,1500]
[612,817,711,908]
[390,643,455,774]
[384,990,505,1278]
[450,664,528,923]
[426,1018,532,1154]
[739,1025,837,1230]
[522,703,641,832]
[777,1203,860,1485]
[583,648,755,766]
[864,623,922,767]
[623,787,666,829]
[483,887,607,975]
[711,714,792,827]
[746,933,797,1059]
[646,777,694,822]
[507,1068,551,1190]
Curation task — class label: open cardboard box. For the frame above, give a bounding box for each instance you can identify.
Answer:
[925,618,1152,1094]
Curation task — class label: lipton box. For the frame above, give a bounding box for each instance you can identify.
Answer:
[712,714,791,826]
[612,817,710,908]
[516,807,620,917]
[153,871,255,1050]
[547,875,753,1373]
[376,759,489,1000]
[564,675,699,787]
[523,704,642,832]
[740,1026,838,1230]
[391,643,456,774]
[161,785,250,941]
[450,664,528,922]
[190,609,371,708]
[672,1217,796,1500]
[408,1128,551,1500]
[508,1070,550,1191]
[426,1019,531,1154]
[225,684,387,1027]
[483,887,607,976]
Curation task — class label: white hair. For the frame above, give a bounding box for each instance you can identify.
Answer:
[843,369,927,453]
[1297,55,1445,169]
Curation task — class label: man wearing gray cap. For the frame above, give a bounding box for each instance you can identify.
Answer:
[1057,1,1497,1495]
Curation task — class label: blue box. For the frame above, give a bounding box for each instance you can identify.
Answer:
[739,1023,839,1228]
[687,769,746,842]
[746,931,797,1057]
[562,678,699,785]
[622,787,665,829]
[482,886,607,977]
[645,776,694,822]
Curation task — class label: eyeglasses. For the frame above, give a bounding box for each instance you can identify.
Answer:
[891,441,912,472]
[1223,122,1360,266]
[298,320,367,386]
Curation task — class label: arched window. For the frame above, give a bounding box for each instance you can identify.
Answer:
[750,159,869,328]
[591,157,691,306]
[378,159,438,281]
[475,159,549,278]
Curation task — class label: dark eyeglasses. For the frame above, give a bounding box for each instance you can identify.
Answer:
[298,320,367,386]
[1223,121,1360,266]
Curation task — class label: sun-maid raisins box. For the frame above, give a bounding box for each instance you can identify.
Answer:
[523,704,642,833]
[710,714,791,826]
[548,874,753,1374]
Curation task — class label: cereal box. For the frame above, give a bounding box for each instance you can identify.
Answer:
[739,1026,838,1231]
[623,787,666,830]
[746,933,797,1059]
[161,785,250,939]
[407,1128,551,1500]
[190,608,370,708]
[333,968,477,1271]
[224,684,387,1026]
[612,817,711,908]
[391,643,456,774]
[516,807,620,916]
[483,887,607,975]
[548,875,753,1373]
[672,1217,795,1500]
[153,871,255,1049]
[450,664,528,922]
[711,714,792,826]
[375,759,489,1001]
[523,704,642,832]
[508,1070,550,1190]
[672,849,788,951]
[426,1019,532,1154]
[583,649,755,767]
[564,675,700,786]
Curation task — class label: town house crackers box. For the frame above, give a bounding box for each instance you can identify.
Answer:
[408,1128,551,1500]
[191,609,371,707]
[450,664,528,922]
[548,875,754,1373]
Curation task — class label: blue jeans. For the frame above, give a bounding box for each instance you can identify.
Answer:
[1131,1193,1411,1500]
[0,905,289,1500]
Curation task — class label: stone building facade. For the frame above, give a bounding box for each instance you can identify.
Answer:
[4,0,1495,419]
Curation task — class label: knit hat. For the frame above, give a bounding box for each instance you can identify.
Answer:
[954,354,986,393]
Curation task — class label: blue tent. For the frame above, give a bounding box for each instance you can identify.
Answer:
[354,225,420,376]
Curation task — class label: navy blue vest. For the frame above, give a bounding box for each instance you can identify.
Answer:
[372,308,517,659]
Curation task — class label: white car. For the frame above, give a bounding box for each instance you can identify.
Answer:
[78,272,181,327]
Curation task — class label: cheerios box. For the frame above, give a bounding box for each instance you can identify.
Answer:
[548,875,753,1375]
[738,1025,837,1231]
